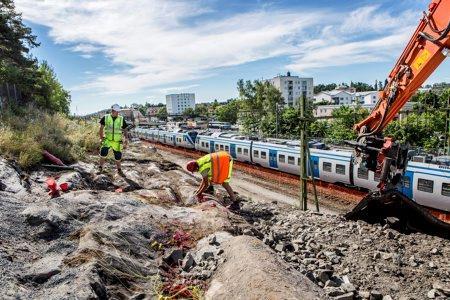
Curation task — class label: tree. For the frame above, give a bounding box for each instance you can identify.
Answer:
[237,79,283,134]
[34,61,71,114]
[0,0,39,99]
[326,105,369,143]
[156,107,167,120]
[351,82,374,92]
[182,107,196,118]
[314,83,337,94]
[194,103,209,118]
[215,99,239,124]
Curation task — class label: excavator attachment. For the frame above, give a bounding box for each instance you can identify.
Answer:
[345,190,450,240]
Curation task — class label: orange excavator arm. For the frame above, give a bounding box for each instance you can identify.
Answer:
[349,0,450,189]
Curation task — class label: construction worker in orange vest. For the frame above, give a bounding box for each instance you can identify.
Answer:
[186,151,239,210]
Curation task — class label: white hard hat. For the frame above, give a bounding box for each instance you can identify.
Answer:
[111,104,121,111]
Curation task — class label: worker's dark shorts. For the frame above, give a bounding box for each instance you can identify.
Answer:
[100,146,122,161]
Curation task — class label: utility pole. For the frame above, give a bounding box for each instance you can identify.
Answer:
[299,97,319,211]
[299,96,308,210]
[275,103,280,138]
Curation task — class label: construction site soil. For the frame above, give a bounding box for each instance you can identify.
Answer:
[0,142,448,299]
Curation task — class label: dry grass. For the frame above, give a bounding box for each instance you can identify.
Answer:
[0,108,99,168]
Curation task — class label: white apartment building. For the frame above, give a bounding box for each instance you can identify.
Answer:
[354,91,379,105]
[314,90,380,105]
[314,90,354,105]
[268,72,313,107]
[166,93,195,115]
[313,102,415,119]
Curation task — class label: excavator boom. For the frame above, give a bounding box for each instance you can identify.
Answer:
[349,0,450,188]
[346,0,450,238]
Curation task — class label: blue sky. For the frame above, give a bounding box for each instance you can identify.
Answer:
[15,0,450,115]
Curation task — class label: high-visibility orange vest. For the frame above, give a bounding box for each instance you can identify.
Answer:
[197,151,231,184]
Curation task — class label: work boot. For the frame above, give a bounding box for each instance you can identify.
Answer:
[226,201,240,211]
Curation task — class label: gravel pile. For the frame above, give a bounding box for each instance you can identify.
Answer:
[239,201,450,300]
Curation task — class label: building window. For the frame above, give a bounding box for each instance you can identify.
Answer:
[323,162,332,172]
[244,148,249,155]
[288,156,295,165]
[261,151,266,159]
[237,147,242,154]
[279,154,285,163]
[336,164,346,175]
[357,168,369,180]
[442,183,450,197]
[418,178,434,193]
[254,150,259,158]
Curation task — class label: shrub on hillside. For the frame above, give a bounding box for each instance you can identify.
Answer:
[0,108,99,168]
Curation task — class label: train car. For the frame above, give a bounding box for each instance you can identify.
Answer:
[173,130,198,149]
[251,141,300,175]
[195,132,252,162]
[404,162,450,212]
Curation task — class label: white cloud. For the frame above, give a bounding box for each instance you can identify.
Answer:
[15,0,420,96]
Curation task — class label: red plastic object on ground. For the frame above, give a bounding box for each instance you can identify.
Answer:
[46,177,60,198]
[42,150,65,166]
[59,182,71,192]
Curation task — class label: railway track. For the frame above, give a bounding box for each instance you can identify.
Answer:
[140,139,368,205]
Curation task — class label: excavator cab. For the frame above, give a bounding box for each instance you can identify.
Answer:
[344,0,450,238]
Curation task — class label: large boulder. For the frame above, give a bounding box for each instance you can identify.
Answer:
[206,235,324,300]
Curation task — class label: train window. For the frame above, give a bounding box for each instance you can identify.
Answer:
[279,154,285,163]
[215,144,219,150]
[374,172,380,182]
[244,148,249,155]
[313,160,318,170]
[298,158,300,166]
[254,150,259,158]
[357,168,369,180]
[403,176,410,188]
[261,151,267,159]
[441,183,450,197]
[323,162,332,172]
[225,145,229,152]
[418,178,434,193]
[237,147,242,154]
[220,145,224,150]
[336,164,346,175]
[288,156,295,165]
[201,142,205,147]
[206,142,209,148]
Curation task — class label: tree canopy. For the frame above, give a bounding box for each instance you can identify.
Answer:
[1,0,70,114]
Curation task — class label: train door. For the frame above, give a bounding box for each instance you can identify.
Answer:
[230,144,237,158]
[402,170,413,198]
[209,141,215,153]
[310,155,319,178]
[269,149,278,168]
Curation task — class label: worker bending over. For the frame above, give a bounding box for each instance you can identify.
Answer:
[186,151,239,210]
[98,104,128,175]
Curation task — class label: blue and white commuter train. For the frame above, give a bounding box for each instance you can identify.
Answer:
[133,128,450,213]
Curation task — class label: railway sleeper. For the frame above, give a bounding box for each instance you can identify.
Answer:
[345,189,450,240]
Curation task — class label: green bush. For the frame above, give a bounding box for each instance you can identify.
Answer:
[0,108,99,168]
